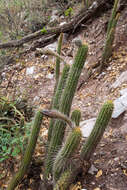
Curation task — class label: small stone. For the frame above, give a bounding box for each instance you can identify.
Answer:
[60,22,67,26]
[46,73,54,79]
[26,66,35,75]
[45,42,57,52]
[88,164,98,175]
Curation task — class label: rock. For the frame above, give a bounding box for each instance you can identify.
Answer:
[111,71,127,89]
[120,88,127,96]
[49,14,59,26]
[46,73,54,79]
[59,21,67,26]
[88,164,98,175]
[50,15,58,23]
[45,42,57,52]
[112,93,127,118]
[26,66,35,75]
[80,118,96,137]
[52,9,58,16]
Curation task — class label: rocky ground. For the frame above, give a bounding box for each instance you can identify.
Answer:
[0,3,127,190]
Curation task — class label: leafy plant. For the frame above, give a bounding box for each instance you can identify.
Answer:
[41,27,48,34]
[0,97,32,162]
[64,7,73,17]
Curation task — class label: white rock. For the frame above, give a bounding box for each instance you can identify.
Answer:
[112,93,127,118]
[45,42,57,52]
[60,21,67,26]
[52,10,58,16]
[111,71,127,89]
[88,164,98,175]
[120,88,127,96]
[26,66,35,75]
[50,15,58,23]
[33,96,39,102]
[80,118,96,137]
[46,73,54,79]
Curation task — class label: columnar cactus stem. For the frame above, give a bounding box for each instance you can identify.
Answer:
[53,127,82,182]
[53,170,73,190]
[80,101,114,161]
[71,109,81,126]
[55,33,63,89]
[107,0,120,36]
[7,111,43,190]
[48,64,70,141]
[45,44,88,179]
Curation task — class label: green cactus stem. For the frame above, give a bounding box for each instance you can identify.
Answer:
[71,109,81,126]
[53,170,73,190]
[107,0,120,36]
[55,33,63,89]
[48,64,70,142]
[53,127,82,182]
[7,111,43,190]
[45,44,88,179]
[80,101,114,161]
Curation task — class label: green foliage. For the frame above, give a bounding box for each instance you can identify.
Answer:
[41,27,47,34]
[64,7,73,17]
[0,97,31,162]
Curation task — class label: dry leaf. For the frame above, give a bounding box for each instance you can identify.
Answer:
[96,170,103,178]
[123,170,127,176]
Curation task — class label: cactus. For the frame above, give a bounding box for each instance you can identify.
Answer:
[48,64,70,142]
[80,101,114,161]
[100,12,120,72]
[55,33,63,89]
[53,127,82,182]
[107,0,120,36]
[44,44,88,179]
[53,170,73,190]
[7,111,43,190]
[71,109,81,126]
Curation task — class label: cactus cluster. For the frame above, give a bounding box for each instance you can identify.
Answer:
[100,0,120,71]
[7,33,114,190]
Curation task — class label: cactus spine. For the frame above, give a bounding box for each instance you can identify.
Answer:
[80,101,114,161]
[71,109,81,126]
[45,44,88,179]
[53,127,82,182]
[7,111,43,190]
[48,64,70,142]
